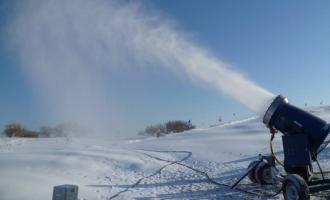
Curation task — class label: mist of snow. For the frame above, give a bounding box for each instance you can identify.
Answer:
[7,0,275,135]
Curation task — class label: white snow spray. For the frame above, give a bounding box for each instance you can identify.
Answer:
[7,0,274,136]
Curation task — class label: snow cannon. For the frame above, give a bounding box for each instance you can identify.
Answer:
[232,95,330,200]
[264,95,330,162]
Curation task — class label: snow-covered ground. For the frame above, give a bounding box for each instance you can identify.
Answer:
[1,106,330,200]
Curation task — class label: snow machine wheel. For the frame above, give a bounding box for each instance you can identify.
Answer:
[247,161,259,183]
[283,174,310,200]
[254,161,273,185]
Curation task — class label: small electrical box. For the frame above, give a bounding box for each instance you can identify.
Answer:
[52,184,79,200]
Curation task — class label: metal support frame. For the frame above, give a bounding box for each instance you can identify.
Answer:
[231,154,275,189]
[233,156,330,196]
[308,179,330,193]
[231,160,262,189]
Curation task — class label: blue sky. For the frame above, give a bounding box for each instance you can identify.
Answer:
[0,1,330,134]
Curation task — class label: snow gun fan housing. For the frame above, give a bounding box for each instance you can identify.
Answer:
[263,95,330,178]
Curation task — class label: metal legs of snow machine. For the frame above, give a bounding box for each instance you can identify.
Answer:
[246,155,311,200]
[241,155,330,200]
[231,154,279,189]
[248,155,277,185]
[232,154,311,200]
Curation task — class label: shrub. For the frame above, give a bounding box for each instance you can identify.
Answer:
[4,123,38,138]
[145,124,166,137]
[39,123,83,137]
[38,126,53,138]
[143,120,195,137]
[165,120,195,133]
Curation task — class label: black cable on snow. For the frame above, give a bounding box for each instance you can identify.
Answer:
[140,150,283,198]
[140,151,262,197]
[108,150,282,199]
[107,150,192,200]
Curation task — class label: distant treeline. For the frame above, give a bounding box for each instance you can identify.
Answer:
[3,123,83,138]
[141,120,195,137]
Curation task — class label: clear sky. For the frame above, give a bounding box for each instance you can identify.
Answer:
[0,0,330,134]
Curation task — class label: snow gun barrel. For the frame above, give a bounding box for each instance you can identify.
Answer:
[263,95,330,156]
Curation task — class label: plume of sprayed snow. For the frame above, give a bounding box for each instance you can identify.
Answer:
[7,0,274,136]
